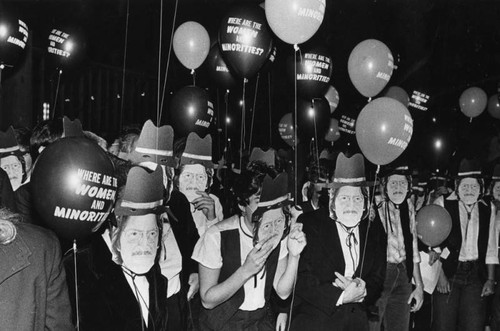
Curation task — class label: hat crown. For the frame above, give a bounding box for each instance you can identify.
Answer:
[115,166,165,216]
[0,127,20,155]
[249,148,275,167]
[131,120,174,166]
[332,153,366,186]
[457,158,482,178]
[258,173,289,207]
[180,133,213,168]
[62,116,84,137]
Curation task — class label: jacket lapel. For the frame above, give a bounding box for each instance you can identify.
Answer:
[0,233,31,285]
[354,219,369,278]
[318,211,345,271]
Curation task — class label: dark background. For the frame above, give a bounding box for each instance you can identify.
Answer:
[1,0,500,174]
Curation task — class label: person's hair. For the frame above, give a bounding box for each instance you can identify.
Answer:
[328,186,371,221]
[455,177,484,199]
[30,119,64,159]
[380,174,412,202]
[110,214,163,265]
[233,161,278,208]
[84,130,108,150]
[0,208,21,245]
[118,132,139,155]
[13,127,32,153]
[488,179,500,198]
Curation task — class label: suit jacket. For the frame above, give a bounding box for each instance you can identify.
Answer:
[0,222,73,330]
[292,208,386,330]
[64,234,168,331]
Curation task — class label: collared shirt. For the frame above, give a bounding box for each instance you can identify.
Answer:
[191,193,224,236]
[192,216,288,311]
[376,198,421,264]
[123,272,150,327]
[335,221,360,278]
[434,195,499,264]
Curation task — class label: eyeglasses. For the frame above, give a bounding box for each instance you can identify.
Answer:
[336,195,364,204]
[122,228,159,244]
[459,184,479,190]
[388,180,408,188]
[179,172,207,183]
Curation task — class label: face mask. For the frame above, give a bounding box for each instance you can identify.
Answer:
[119,214,159,274]
[178,164,208,202]
[457,178,480,205]
[386,175,408,205]
[253,208,289,250]
[1,155,23,191]
[334,186,364,227]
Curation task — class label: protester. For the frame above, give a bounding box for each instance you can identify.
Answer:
[431,158,498,331]
[193,171,306,330]
[370,164,424,331]
[0,208,73,330]
[64,166,169,330]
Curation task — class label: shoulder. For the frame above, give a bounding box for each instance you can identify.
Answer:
[16,222,59,248]
[298,208,329,232]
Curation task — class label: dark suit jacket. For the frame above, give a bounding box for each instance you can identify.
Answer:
[0,168,16,211]
[292,208,386,330]
[0,222,73,330]
[64,234,168,331]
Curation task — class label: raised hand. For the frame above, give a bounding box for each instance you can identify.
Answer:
[192,191,216,221]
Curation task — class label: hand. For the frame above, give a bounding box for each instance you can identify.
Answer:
[333,272,353,290]
[287,223,306,257]
[192,191,216,221]
[187,273,199,301]
[342,278,366,304]
[275,313,288,331]
[481,280,496,297]
[241,235,275,277]
[408,286,424,312]
[428,250,441,266]
[436,269,450,294]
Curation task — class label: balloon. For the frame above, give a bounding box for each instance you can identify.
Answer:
[416,204,452,247]
[0,15,29,67]
[173,21,210,70]
[291,46,332,99]
[170,86,214,137]
[219,5,273,79]
[47,28,73,69]
[297,98,330,139]
[487,94,500,119]
[206,43,237,89]
[324,118,340,142]
[459,87,487,119]
[324,85,340,113]
[348,39,394,98]
[31,137,117,241]
[384,86,409,107]
[356,97,413,165]
[265,0,325,45]
[278,113,296,147]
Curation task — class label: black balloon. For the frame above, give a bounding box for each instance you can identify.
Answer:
[170,86,214,137]
[0,15,29,67]
[219,5,273,79]
[289,45,333,100]
[297,98,330,140]
[31,137,117,241]
[47,28,73,70]
[206,43,237,89]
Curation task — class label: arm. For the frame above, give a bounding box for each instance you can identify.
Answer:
[482,264,496,297]
[273,224,306,299]
[409,263,424,312]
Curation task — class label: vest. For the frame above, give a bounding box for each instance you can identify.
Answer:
[442,199,490,280]
[201,222,281,330]
[379,200,414,280]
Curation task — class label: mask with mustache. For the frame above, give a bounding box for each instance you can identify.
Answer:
[386,175,408,205]
[457,178,480,206]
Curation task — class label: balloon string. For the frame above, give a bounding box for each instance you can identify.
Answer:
[368,97,372,103]
[73,240,80,331]
[268,72,272,146]
[360,165,380,275]
[240,78,247,170]
[249,73,260,150]
[312,99,320,166]
[225,89,229,157]
[191,69,196,86]
[216,88,221,161]
[158,0,179,125]
[156,0,164,128]
[294,47,299,206]
[52,70,62,119]
[119,0,130,132]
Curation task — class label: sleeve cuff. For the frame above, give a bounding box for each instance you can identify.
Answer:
[336,291,345,306]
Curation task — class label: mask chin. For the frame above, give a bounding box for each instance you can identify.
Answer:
[389,194,405,205]
[122,254,155,274]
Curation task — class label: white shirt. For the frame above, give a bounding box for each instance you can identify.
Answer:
[192,216,288,311]
[159,220,183,298]
[335,222,360,279]
[123,272,150,327]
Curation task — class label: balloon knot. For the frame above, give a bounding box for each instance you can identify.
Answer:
[0,64,4,70]
[190,69,195,75]
[244,78,249,83]
[59,69,63,75]
[368,97,372,102]
[293,44,300,52]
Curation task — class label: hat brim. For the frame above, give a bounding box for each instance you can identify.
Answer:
[253,198,292,218]
[114,201,167,216]
[328,180,375,189]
